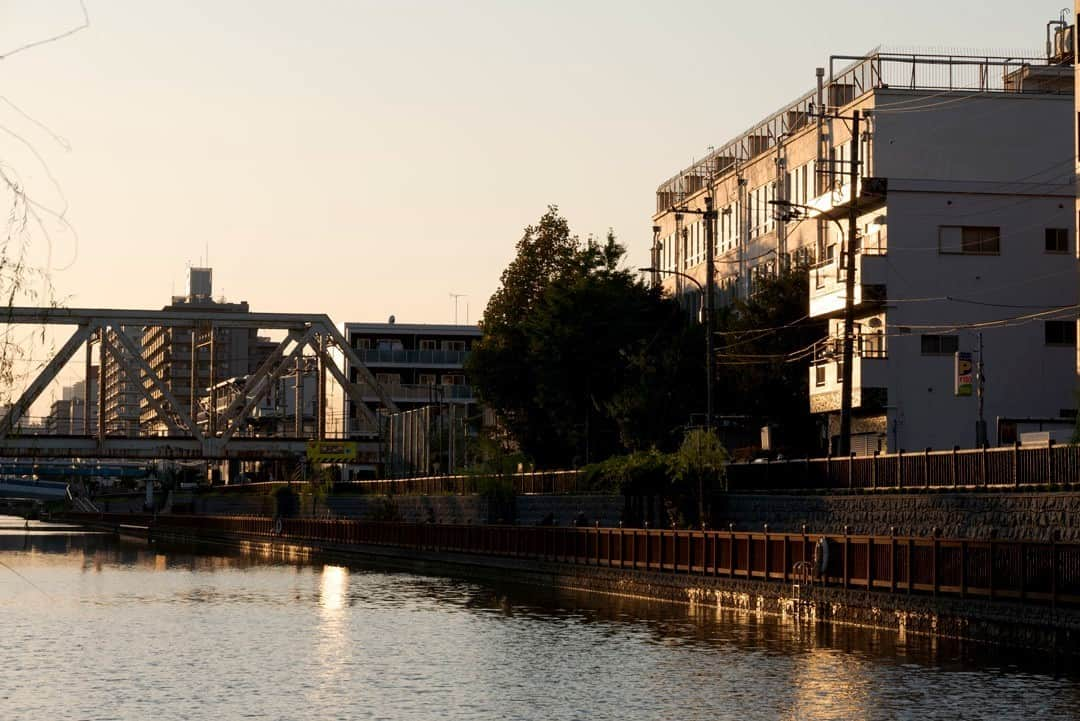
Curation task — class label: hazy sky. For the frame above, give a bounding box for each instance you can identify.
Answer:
[0,0,1064,403]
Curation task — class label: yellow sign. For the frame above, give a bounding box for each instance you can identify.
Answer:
[306,440,359,462]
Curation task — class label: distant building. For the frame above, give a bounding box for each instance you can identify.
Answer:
[102,327,142,436]
[199,358,318,437]
[139,268,274,436]
[653,36,1078,452]
[46,369,98,435]
[342,321,482,476]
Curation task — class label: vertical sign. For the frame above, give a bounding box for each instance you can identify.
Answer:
[955,351,973,396]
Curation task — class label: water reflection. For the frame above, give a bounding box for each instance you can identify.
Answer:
[2,520,1079,720]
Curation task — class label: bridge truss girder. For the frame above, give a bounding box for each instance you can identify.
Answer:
[0,307,398,461]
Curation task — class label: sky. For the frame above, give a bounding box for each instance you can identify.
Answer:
[0,0,1065,406]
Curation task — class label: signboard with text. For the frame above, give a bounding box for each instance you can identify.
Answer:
[955,351,973,397]
[306,440,360,463]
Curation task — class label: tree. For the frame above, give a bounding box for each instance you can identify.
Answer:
[469,208,701,468]
[713,267,826,455]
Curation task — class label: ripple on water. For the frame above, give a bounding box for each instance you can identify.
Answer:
[0,521,1077,721]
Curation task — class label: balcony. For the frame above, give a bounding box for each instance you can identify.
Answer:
[809,336,888,413]
[809,228,887,318]
[356,349,469,367]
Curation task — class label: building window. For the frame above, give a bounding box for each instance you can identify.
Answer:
[419,340,437,351]
[418,373,437,385]
[375,373,400,385]
[939,226,1000,255]
[814,365,826,387]
[920,334,959,355]
[1045,320,1076,346]
[441,374,465,385]
[441,340,466,352]
[1045,228,1068,253]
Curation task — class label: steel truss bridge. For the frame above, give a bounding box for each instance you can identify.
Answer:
[0,307,400,462]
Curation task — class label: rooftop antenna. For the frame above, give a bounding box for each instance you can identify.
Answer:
[449,293,466,324]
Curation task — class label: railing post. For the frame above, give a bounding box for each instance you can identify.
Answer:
[960,540,967,599]
[1013,441,1021,488]
[763,526,770,580]
[981,444,989,487]
[848,452,855,490]
[951,446,959,488]
[923,447,931,489]
[897,449,904,490]
[842,528,849,590]
[1048,439,1056,485]
[871,450,878,490]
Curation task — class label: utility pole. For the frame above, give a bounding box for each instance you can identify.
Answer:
[838,109,860,456]
[704,195,716,431]
[976,332,987,447]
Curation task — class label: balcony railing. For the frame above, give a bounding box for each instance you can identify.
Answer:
[357,349,469,366]
[364,383,476,402]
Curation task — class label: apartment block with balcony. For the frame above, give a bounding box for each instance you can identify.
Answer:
[139,268,274,436]
[342,321,482,439]
[102,327,142,436]
[653,37,1078,453]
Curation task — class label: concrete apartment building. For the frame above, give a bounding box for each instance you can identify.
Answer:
[343,321,482,476]
[200,362,318,438]
[46,371,98,435]
[653,37,1078,453]
[101,328,143,436]
[140,268,275,436]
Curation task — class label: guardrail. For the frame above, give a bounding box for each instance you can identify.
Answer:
[68,512,1080,608]
[338,470,585,495]
[728,442,1080,492]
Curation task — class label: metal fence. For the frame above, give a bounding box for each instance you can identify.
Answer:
[69,513,1080,608]
[339,469,585,496]
[727,442,1080,492]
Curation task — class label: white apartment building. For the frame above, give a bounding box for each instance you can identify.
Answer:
[654,41,1078,453]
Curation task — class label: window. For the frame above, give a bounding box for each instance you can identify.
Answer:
[375,373,400,385]
[441,340,466,352]
[814,365,826,387]
[441,374,465,386]
[1045,320,1076,346]
[418,373,437,385]
[920,334,959,355]
[939,226,1000,255]
[376,338,403,351]
[1045,228,1068,253]
[419,339,437,351]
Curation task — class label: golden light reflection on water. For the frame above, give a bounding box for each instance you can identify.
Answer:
[319,565,348,613]
[316,565,350,682]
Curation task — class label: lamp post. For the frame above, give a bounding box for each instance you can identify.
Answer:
[639,266,712,432]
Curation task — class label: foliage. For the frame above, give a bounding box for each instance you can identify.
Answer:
[669,428,728,490]
[469,207,701,468]
[272,485,299,518]
[713,267,826,455]
[579,449,670,495]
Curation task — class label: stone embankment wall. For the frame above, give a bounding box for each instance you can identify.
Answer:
[174,491,625,527]
[712,492,1080,541]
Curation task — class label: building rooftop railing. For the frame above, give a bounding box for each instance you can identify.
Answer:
[656,48,1056,212]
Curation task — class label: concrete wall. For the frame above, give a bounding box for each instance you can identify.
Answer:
[713,492,1080,541]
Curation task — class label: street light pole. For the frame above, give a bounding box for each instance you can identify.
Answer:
[838,109,861,456]
[703,196,716,431]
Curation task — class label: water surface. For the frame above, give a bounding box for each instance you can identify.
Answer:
[1,516,1077,720]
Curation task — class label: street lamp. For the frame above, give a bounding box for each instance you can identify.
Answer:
[639,266,712,433]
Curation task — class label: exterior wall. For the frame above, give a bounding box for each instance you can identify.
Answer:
[654,68,1078,453]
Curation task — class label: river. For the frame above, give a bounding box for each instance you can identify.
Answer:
[1,516,1078,720]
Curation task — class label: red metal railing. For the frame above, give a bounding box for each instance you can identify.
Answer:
[66,513,1080,608]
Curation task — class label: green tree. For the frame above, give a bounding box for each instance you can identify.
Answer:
[469,208,701,467]
[713,267,826,455]
[669,428,727,526]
